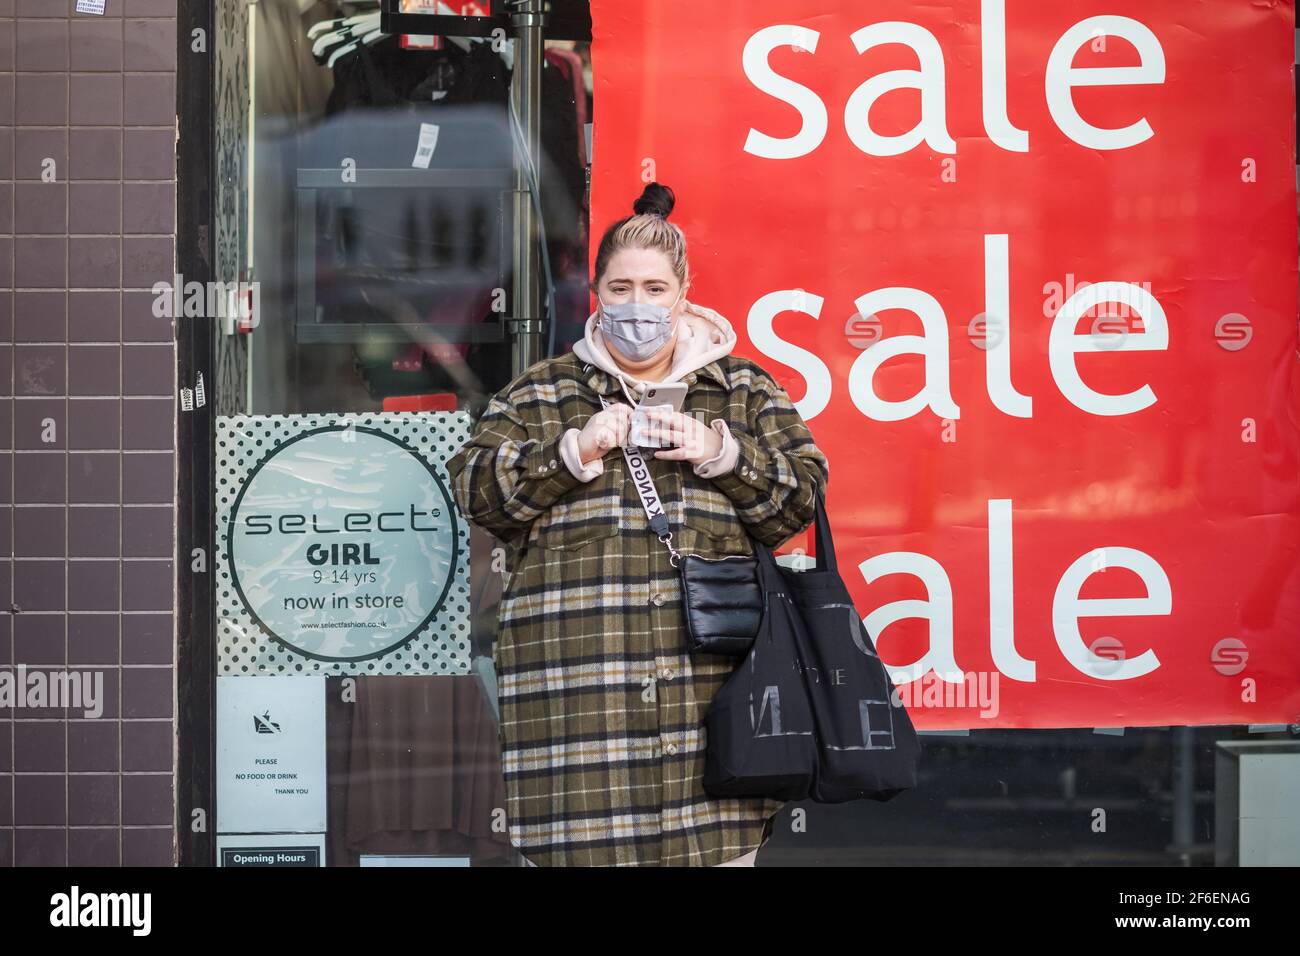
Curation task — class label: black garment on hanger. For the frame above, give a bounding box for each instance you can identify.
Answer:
[322,37,583,240]
[300,33,585,387]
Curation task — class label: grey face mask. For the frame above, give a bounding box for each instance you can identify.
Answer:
[597,288,684,361]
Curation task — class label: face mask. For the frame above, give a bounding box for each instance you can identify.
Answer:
[597,287,684,361]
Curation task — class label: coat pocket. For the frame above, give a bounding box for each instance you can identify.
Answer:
[680,485,753,555]
[533,483,621,552]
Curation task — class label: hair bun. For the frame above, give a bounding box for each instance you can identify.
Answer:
[632,182,676,219]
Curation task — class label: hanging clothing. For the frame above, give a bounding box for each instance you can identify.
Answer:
[305,36,586,383]
[321,36,584,240]
[446,302,831,866]
[325,675,515,866]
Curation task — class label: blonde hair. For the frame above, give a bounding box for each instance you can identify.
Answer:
[592,182,690,291]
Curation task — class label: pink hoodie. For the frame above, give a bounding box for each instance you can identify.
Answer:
[559,299,742,481]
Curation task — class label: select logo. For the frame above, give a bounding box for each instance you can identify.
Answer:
[49,886,151,936]
[226,424,460,663]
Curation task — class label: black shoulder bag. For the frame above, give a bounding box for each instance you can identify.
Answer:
[596,395,762,656]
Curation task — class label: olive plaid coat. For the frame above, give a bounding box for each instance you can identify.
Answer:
[446,350,830,866]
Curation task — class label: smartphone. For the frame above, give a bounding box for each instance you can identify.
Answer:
[630,382,688,448]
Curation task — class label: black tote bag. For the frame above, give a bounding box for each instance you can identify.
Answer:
[702,489,920,803]
[700,564,819,800]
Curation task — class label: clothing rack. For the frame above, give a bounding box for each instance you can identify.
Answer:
[370,0,591,373]
[379,0,591,43]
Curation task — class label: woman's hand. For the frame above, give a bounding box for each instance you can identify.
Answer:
[576,402,634,465]
[643,406,723,466]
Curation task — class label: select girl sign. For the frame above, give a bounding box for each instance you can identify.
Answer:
[590,0,1300,727]
[215,415,470,674]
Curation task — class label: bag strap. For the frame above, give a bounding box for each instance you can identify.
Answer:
[596,394,684,566]
[595,394,824,571]
[811,487,838,574]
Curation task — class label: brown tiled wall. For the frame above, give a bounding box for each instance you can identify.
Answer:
[0,0,177,866]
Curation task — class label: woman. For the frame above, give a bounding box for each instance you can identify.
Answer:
[446,182,830,866]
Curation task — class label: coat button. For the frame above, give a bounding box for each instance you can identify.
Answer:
[548,459,558,469]
[664,742,678,756]
[661,667,675,680]
[651,593,665,606]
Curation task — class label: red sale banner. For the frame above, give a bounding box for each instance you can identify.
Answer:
[589,0,1300,729]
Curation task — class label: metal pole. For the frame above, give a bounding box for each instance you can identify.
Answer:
[1171,726,1194,865]
[509,0,547,377]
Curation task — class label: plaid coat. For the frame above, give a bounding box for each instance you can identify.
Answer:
[446,350,830,866]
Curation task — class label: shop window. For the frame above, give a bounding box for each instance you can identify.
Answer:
[210,0,591,867]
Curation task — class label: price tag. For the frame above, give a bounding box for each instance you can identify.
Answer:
[412,123,440,169]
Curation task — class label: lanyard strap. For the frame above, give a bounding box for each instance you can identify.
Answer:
[597,394,682,565]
